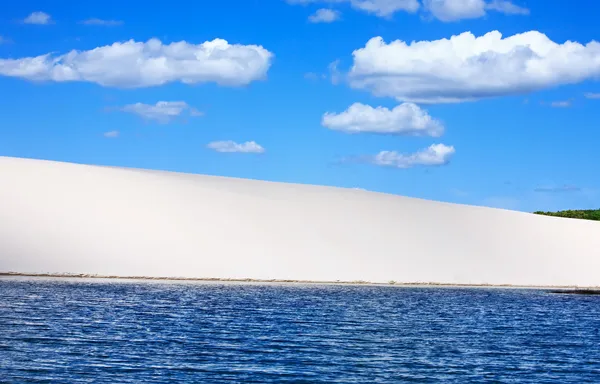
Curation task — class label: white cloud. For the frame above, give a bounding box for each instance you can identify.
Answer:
[308,8,341,22]
[348,30,600,103]
[550,100,571,108]
[534,185,581,193]
[350,0,420,17]
[423,0,485,21]
[369,144,455,168]
[0,38,273,88]
[188,108,204,117]
[24,11,53,25]
[304,72,326,80]
[0,36,9,44]
[322,102,444,136]
[450,188,469,197]
[328,59,342,84]
[287,0,419,17]
[486,0,529,15]
[288,0,526,19]
[79,18,124,26]
[422,0,528,22]
[584,92,600,99]
[119,101,203,123]
[104,130,119,138]
[207,141,265,153]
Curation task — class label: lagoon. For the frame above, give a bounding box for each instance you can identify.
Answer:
[1,278,599,382]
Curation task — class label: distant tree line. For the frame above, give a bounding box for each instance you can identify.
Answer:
[533,209,600,221]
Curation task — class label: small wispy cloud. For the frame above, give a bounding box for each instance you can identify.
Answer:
[287,0,419,18]
[534,185,581,193]
[584,92,600,99]
[550,100,572,108]
[308,8,341,23]
[485,0,530,15]
[328,59,342,85]
[104,130,119,138]
[117,101,203,123]
[304,72,326,81]
[422,0,528,22]
[23,11,53,25]
[0,36,11,44]
[290,0,527,20]
[207,140,265,154]
[450,188,469,197]
[79,18,124,26]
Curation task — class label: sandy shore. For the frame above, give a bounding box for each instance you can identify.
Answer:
[1,273,597,290]
[1,156,599,288]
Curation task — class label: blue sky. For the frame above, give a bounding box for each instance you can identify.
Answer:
[1,0,599,212]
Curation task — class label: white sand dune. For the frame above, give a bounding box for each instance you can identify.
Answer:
[0,156,598,287]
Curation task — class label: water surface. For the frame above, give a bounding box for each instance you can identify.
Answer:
[1,278,599,382]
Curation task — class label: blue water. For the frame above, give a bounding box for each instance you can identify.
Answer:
[1,278,599,383]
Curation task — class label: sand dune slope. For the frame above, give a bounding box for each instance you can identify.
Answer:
[0,156,598,287]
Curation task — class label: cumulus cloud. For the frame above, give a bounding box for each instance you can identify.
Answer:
[534,185,581,193]
[423,0,528,22]
[104,130,119,138]
[348,30,600,103]
[207,141,265,153]
[79,18,124,26]
[308,8,341,22]
[23,11,53,25]
[360,144,455,168]
[0,38,273,88]
[322,102,444,136]
[287,0,419,17]
[118,101,203,123]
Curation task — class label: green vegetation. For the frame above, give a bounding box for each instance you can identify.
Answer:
[533,209,600,221]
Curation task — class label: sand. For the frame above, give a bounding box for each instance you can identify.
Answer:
[0,156,598,288]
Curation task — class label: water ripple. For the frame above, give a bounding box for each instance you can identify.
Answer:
[1,279,599,382]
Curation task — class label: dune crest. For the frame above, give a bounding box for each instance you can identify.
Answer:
[0,156,598,287]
